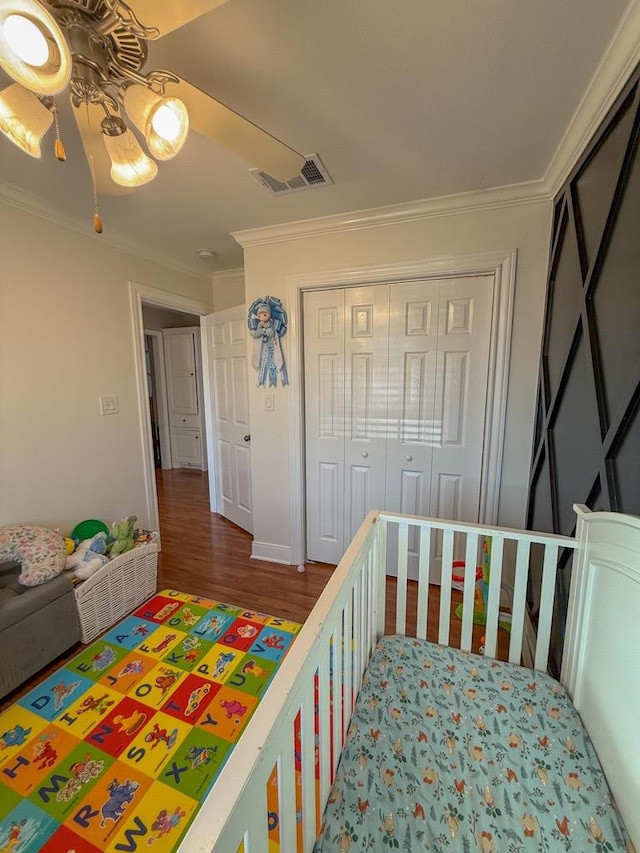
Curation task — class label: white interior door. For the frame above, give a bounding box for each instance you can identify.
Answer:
[429,277,493,523]
[303,289,347,563]
[385,277,494,579]
[304,287,390,563]
[343,286,390,543]
[203,306,253,534]
[304,276,494,566]
[164,329,200,415]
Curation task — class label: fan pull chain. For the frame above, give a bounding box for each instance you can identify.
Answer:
[89,153,104,234]
[53,102,66,161]
[83,101,103,233]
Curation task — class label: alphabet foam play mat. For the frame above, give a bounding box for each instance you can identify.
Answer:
[0,589,301,852]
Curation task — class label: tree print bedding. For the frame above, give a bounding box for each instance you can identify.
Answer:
[315,636,632,852]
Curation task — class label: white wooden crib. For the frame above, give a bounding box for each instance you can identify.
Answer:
[178,505,639,852]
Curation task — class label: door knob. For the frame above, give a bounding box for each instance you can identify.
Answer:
[244,435,251,442]
[406,454,413,461]
[361,451,368,458]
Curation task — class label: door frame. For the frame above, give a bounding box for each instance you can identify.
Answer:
[129,282,213,535]
[285,250,517,566]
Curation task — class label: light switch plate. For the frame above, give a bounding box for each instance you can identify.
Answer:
[265,395,275,412]
[100,395,119,415]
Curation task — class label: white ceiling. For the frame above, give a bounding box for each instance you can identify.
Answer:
[0,0,636,278]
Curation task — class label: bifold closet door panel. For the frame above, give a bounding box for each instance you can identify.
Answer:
[304,288,348,564]
[343,286,390,546]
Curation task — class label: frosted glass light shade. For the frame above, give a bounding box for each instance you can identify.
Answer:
[0,82,52,157]
[0,1,71,96]
[123,84,189,161]
[103,127,158,187]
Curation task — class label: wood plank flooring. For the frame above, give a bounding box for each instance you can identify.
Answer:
[1,469,509,711]
[156,469,335,623]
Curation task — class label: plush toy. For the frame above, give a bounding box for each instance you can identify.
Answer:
[66,532,109,579]
[109,516,137,557]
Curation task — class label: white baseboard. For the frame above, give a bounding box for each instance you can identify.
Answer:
[251,541,293,565]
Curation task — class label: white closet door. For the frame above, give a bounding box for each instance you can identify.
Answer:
[304,276,494,566]
[303,289,347,564]
[429,276,494,525]
[384,281,439,520]
[343,286,390,544]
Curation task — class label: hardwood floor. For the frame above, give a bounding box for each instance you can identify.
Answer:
[0,469,509,711]
[156,468,335,623]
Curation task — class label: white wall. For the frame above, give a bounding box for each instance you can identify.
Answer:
[212,269,245,311]
[0,202,213,534]
[241,199,553,562]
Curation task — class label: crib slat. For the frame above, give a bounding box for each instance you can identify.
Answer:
[508,539,530,664]
[331,626,343,777]
[278,730,297,850]
[343,596,353,730]
[395,521,409,634]
[352,573,362,695]
[534,544,559,672]
[483,535,504,660]
[374,516,387,639]
[416,525,431,640]
[460,532,479,650]
[317,649,332,810]
[244,787,269,853]
[300,682,318,850]
[367,545,378,655]
[359,562,368,679]
[438,528,455,645]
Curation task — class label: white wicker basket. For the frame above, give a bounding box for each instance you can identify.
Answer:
[73,534,159,643]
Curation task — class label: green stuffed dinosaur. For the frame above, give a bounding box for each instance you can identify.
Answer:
[109,515,137,557]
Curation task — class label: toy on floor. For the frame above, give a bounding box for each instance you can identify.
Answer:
[454,536,512,632]
[66,532,109,579]
[109,515,137,557]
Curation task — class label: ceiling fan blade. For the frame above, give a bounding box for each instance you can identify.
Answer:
[125,0,231,39]
[70,101,132,196]
[164,78,306,182]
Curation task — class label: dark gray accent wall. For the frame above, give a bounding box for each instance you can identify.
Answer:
[527,67,640,675]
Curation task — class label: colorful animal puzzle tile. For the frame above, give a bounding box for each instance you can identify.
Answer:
[0,589,301,852]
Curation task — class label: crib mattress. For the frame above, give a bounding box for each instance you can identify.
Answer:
[315,635,632,852]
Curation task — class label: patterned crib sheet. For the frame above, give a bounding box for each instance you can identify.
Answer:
[315,635,633,852]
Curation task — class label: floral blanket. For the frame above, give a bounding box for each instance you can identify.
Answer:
[315,636,632,852]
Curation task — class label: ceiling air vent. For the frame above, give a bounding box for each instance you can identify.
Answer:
[250,155,333,195]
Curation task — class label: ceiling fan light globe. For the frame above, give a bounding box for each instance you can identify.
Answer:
[0,1,71,96]
[103,127,158,187]
[0,82,52,157]
[124,84,188,161]
[3,14,48,65]
[148,98,188,160]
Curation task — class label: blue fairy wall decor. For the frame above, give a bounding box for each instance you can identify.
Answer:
[247,295,289,387]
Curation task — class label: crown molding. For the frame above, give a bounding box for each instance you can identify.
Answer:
[232,181,549,248]
[0,179,211,282]
[544,0,640,196]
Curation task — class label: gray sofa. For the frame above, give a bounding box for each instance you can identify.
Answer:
[0,561,81,699]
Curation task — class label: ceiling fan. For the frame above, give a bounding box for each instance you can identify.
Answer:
[0,0,306,231]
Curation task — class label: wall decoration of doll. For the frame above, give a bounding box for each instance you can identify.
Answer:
[247,296,289,386]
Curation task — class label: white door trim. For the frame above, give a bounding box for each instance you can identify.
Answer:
[284,250,517,566]
[129,282,213,536]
